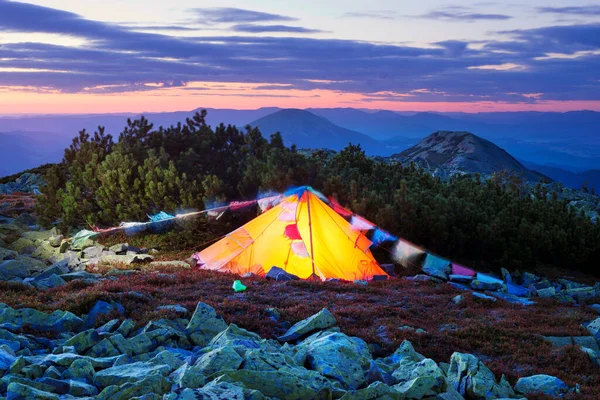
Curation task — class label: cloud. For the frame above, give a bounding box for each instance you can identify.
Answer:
[193,7,297,24]
[342,11,397,20]
[419,10,512,22]
[538,5,600,16]
[0,1,598,103]
[230,24,324,34]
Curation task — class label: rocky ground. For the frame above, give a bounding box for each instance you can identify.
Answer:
[1,174,600,399]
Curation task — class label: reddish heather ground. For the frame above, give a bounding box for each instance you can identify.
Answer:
[0,269,598,399]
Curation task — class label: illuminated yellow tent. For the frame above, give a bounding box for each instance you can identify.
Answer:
[196,187,388,281]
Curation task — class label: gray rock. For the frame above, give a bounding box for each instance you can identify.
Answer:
[193,346,243,376]
[22,228,59,244]
[544,336,600,352]
[185,302,228,347]
[66,379,99,396]
[514,374,569,396]
[99,374,172,399]
[452,295,465,305]
[109,243,129,253]
[92,361,172,388]
[0,304,83,332]
[449,275,473,283]
[64,329,101,354]
[446,352,515,399]
[63,358,95,381]
[216,367,332,400]
[32,260,69,281]
[85,300,125,328]
[48,235,63,247]
[536,287,556,298]
[9,238,35,253]
[31,274,66,290]
[583,317,600,340]
[521,272,539,287]
[339,381,401,400]
[32,241,58,261]
[564,287,597,302]
[472,292,497,302]
[150,261,191,269]
[394,376,438,399]
[171,377,264,400]
[0,259,31,280]
[82,246,104,259]
[0,346,16,370]
[0,248,18,262]
[6,382,59,400]
[591,304,600,314]
[100,254,154,265]
[60,271,99,282]
[392,357,445,391]
[156,304,189,314]
[266,266,300,281]
[278,308,336,342]
[209,324,262,349]
[302,331,372,390]
[470,280,503,291]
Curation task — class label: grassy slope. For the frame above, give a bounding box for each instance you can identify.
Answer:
[0,268,598,399]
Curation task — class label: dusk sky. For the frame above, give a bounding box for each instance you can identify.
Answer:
[1,0,599,114]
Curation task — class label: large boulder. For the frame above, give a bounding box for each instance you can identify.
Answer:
[242,349,297,372]
[278,308,336,342]
[9,238,35,253]
[92,361,171,388]
[209,324,264,349]
[193,346,244,376]
[32,241,59,261]
[514,374,569,397]
[302,331,372,389]
[0,259,31,280]
[394,376,439,399]
[98,374,172,400]
[216,366,332,400]
[6,382,59,400]
[0,248,18,262]
[31,274,67,290]
[185,302,228,346]
[446,352,515,399]
[339,381,402,400]
[391,357,445,391]
[0,304,83,332]
[170,377,265,400]
[84,300,125,328]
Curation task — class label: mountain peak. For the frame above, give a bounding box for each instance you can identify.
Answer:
[393,130,548,182]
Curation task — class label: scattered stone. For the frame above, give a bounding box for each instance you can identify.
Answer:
[278,308,336,342]
[410,274,443,283]
[521,272,540,287]
[0,248,18,262]
[6,382,59,400]
[514,374,569,397]
[194,346,244,376]
[100,254,154,265]
[470,280,503,291]
[266,266,300,281]
[452,295,465,305]
[583,317,600,340]
[48,235,63,247]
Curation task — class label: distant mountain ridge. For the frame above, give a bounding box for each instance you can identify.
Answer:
[392,131,548,182]
[248,109,392,155]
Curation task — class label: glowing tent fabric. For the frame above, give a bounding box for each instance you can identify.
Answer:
[196,187,388,281]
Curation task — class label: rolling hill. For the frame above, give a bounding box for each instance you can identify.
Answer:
[248,109,392,155]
